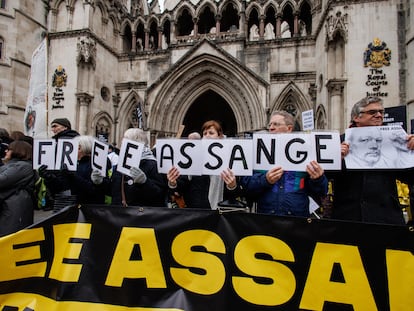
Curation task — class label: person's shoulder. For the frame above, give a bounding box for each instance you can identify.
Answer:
[53,129,80,139]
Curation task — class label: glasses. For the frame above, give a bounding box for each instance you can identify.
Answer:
[359,109,385,116]
[268,122,287,128]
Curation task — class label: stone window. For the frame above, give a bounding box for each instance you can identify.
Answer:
[176,8,193,36]
[100,86,110,102]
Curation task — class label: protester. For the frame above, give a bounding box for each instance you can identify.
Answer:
[240,111,328,217]
[38,118,80,211]
[0,140,35,236]
[166,120,241,209]
[329,96,414,224]
[50,118,79,140]
[111,128,168,207]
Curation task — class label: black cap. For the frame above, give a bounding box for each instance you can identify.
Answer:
[51,118,71,129]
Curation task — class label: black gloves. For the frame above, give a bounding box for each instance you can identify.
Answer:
[37,164,47,178]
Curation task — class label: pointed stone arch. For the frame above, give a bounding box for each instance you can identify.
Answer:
[117,90,145,140]
[148,50,267,136]
[92,111,113,143]
[271,82,311,129]
[315,104,327,129]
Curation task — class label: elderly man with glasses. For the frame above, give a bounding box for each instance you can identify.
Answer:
[240,111,328,217]
[329,96,414,225]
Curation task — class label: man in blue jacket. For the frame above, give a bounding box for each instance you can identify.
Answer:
[240,111,328,217]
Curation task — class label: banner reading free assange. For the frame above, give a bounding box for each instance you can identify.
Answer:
[0,205,413,310]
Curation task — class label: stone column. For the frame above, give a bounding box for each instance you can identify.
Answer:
[216,15,221,34]
[239,8,246,38]
[171,21,176,44]
[49,8,57,32]
[327,80,345,132]
[259,15,265,39]
[158,27,163,50]
[67,6,74,30]
[144,29,149,50]
[112,93,121,144]
[193,18,198,36]
[132,31,137,52]
[293,13,299,37]
[76,93,94,135]
[276,14,282,37]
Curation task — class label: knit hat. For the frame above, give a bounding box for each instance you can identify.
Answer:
[51,118,71,129]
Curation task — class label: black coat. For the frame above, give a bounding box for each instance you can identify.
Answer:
[328,133,414,225]
[329,168,414,224]
[172,175,242,209]
[111,159,168,207]
[0,159,35,236]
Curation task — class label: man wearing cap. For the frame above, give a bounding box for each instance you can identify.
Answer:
[38,118,80,211]
[50,118,79,140]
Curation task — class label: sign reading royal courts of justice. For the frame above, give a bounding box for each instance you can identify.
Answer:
[364,37,391,97]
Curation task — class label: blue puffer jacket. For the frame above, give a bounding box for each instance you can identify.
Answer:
[240,170,328,216]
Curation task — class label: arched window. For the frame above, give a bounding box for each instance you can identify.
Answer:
[299,1,312,36]
[220,3,239,32]
[198,6,215,34]
[149,21,158,50]
[136,22,145,51]
[162,20,171,47]
[247,8,259,41]
[0,37,4,60]
[176,8,194,36]
[123,25,132,52]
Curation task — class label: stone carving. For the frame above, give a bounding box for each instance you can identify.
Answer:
[326,11,348,42]
[76,36,96,68]
[249,24,259,41]
[264,23,275,40]
[281,21,291,38]
[299,19,307,36]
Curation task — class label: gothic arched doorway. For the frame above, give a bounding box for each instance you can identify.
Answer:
[182,90,237,137]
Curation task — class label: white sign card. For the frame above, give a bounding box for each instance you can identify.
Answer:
[156,139,203,175]
[156,132,341,174]
[33,139,56,170]
[92,139,109,176]
[312,131,342,170]
[201,139,253,176]
[344,125,414,169]
[55,139,79,171]
[253,132,341,171]
[33,139,78,171]
[117,138,145,177]
[302,109,314,131]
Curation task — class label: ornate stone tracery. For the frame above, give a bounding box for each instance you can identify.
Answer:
[325,10,348,43]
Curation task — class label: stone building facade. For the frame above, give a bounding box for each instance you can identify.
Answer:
[0,0,413,144]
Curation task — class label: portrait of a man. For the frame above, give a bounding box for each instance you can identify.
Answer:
[345,126,414,169]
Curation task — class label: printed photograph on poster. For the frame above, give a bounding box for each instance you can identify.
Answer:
[344,126,414,169]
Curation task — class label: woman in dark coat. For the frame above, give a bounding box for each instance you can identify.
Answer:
[111,128,168,207]
[0,140,35,236]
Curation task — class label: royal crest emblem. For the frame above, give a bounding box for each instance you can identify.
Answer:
[52,65,67,88]
[363,38,391,68]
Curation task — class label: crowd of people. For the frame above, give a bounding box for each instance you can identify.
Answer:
[1,96,414,237]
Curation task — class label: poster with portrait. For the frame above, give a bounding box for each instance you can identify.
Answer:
[24,38,48,138]
[344,125,414,169]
